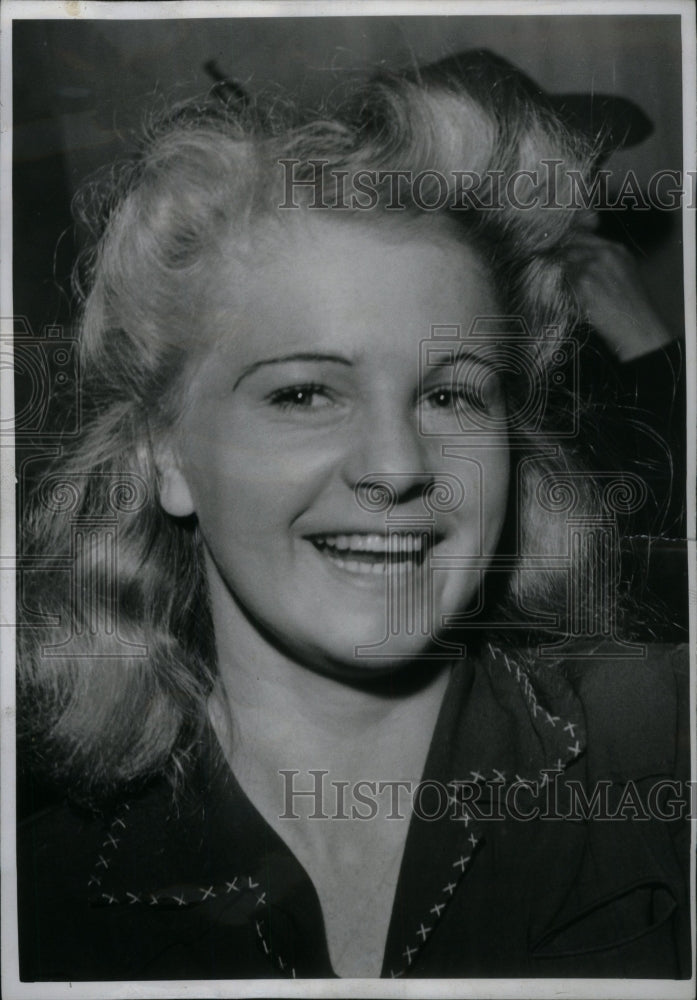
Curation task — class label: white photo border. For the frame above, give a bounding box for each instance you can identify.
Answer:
[2,2,695,998]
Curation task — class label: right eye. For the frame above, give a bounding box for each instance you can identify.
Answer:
[266,383,335,411]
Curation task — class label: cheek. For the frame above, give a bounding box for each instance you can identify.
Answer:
[180,433,339,536]
[490,447,510,510]
[446,440,508,515]
[477,443,510,548]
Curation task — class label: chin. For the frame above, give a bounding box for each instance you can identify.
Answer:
[300,629,461,683]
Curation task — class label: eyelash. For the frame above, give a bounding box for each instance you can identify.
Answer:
[267,383,333,410]
[424,383,492,413]
[265,379,497,415]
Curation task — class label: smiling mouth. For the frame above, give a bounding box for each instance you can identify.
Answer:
[308,532,436,575]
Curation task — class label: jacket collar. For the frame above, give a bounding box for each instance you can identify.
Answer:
[87,644,588,976]
[380,643,587,976]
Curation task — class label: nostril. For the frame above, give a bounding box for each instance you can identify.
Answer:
[353,472,464,517]
[353,477,400,516]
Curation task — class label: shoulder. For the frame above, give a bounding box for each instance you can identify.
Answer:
[17,780,176,981]
[17,778,175,874]
[18,799,107,895]
[17,800,105,979]
[562,642,690,781]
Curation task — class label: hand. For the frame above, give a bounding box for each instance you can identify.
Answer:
[563,230,675,362]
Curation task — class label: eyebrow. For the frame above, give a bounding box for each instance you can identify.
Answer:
[232,352,353,390]
[454,346,500,372]
[425,345,500,375]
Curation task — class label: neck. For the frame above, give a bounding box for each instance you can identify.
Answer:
[205,564,452,798]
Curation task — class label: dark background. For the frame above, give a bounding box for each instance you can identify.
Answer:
[13,14,685,336]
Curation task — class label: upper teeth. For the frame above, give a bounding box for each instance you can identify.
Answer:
[313,533,426,553]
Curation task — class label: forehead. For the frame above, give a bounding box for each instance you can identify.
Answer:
[201,215,502,361]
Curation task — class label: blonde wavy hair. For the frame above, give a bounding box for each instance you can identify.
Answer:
[20,52,607,804]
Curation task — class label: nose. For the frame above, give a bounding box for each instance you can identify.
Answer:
[341,402,433,507]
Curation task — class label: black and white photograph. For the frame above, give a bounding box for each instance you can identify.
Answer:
[1,1,695,996]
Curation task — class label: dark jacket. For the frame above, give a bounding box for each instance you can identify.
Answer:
[17,643,691,981]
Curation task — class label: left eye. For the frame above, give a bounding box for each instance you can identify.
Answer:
[424,384,488,413]
[267,383,334,410]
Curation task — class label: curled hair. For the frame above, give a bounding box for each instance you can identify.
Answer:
[20,52,611,804]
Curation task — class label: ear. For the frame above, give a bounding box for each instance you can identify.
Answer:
[155,445,196,518]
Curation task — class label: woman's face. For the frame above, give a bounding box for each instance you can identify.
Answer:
[161,218,510,677]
